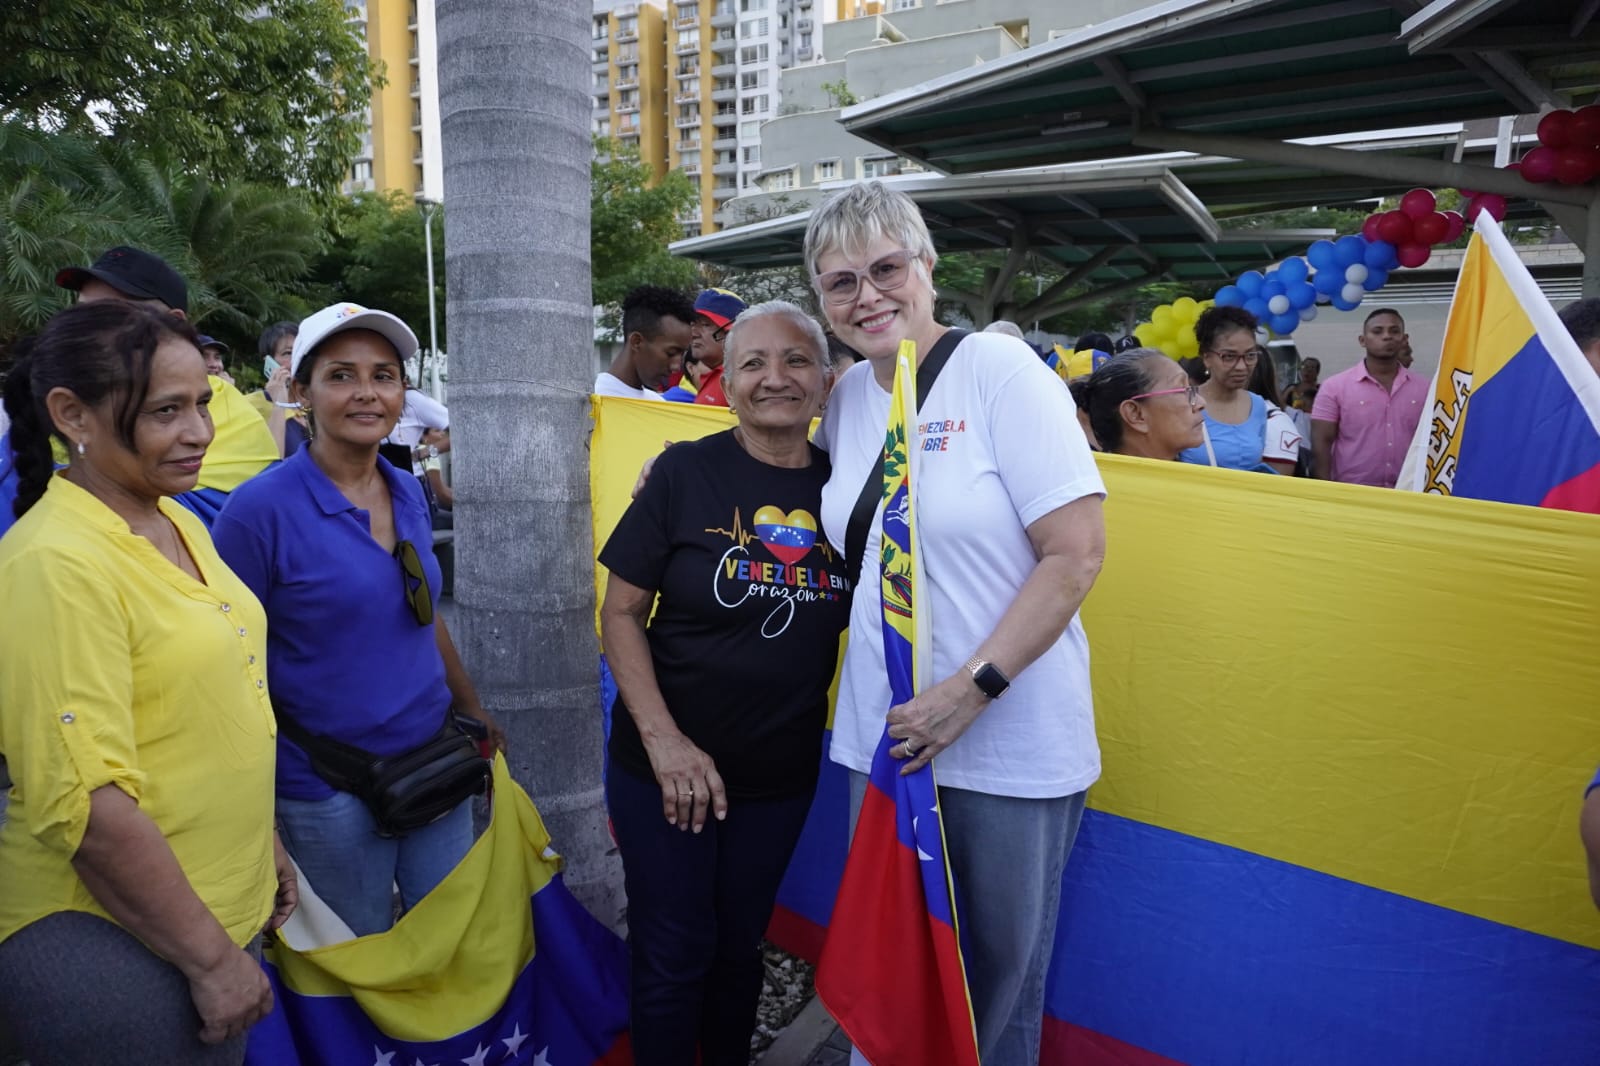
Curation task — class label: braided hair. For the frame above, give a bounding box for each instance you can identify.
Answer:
[3,301,199,519]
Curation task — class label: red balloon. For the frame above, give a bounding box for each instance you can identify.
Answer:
[1457,187,1479,199]
[1412,212,1450,244]
[1400,188,1437,219]
[1555,148,1600,185]
[1521,145,1559,183]
[1442,210,1465,242]
[1573,104,1600,149]
[1466,194,1508,223]
[1376,209,1414,244]
[1361,214,1383,241]
[1396,243,1431,269]
[1539,109,1577,150]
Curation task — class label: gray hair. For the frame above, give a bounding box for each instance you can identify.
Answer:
[802,181,938,285]
[983,320,1026,340]
[724,300,831,369]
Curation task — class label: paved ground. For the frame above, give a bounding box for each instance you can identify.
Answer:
[758,995,848,1066]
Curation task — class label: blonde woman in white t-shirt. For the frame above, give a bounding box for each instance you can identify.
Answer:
[805,181,1107,1066]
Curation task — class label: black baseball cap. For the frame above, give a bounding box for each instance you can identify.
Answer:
[56,246,188,313]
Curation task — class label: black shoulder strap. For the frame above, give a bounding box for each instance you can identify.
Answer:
[843,329,968,583]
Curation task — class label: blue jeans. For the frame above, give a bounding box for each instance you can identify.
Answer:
[275,790,473,937]
[607,764,814,1066]
[847,770,1087,1066]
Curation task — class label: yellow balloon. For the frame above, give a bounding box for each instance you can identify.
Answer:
[1151,305,1175,330]
[1133,323,1158,345]
[1176,324,1198,350]
[1173,296,1199,323]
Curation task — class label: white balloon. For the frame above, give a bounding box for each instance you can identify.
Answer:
[1268,294,1291,315]
[1341,282,1365,304]
[1298,305,1317,322]
[1345,263,1369,284]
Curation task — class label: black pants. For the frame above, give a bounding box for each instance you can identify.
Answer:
[606,764,813,1066]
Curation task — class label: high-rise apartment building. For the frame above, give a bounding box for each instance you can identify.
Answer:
[342,0,443,200]
[593,0,817,237]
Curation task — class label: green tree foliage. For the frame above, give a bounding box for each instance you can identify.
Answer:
[821,80,858,109]
[591,136,697,311]
[0,126,322,358]
[303,191,445,350]
[2,0,376,199]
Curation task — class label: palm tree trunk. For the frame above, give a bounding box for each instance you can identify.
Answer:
[436,0,622,925]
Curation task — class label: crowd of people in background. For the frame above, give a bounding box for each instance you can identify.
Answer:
[4,181,1600,1066]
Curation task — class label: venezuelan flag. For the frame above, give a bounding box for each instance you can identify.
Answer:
[813,341,981,1066]
[245,756,631,1066]
[1404,215,1600,512]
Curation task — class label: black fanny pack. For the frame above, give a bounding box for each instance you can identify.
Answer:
[276,711,490,837]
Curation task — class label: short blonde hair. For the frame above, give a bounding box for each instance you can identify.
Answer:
[802,181,938,284]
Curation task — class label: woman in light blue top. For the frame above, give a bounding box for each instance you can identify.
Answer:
[1178,305,1273,472]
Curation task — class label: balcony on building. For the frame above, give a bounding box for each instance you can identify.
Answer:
[711,60,736,78]
[796,45,813,60]
[676,113,702,128]
[619,128,640,143]
[409,41,419,64]
[409,77,421,97]
[411,106,422,132]
[713,183,738,200]
[675,89,700,104]
[712,132,738,150]
[711,83,737,104]
[710,3,735,29]
[796,16,812,31]
[797,0,811,7]
[616,73,639,90]
[676,10,699,28]
[616,100,640,114]
[712,160,737,176]
[615,47,639,64]
[593,48,610,67]
[710,30,736,52]
[675,38,701,55]
[682,161,702,177]
[678,135,702,151]
[711,105,738,124]
[616,24,639,43]
[407,2,417,29]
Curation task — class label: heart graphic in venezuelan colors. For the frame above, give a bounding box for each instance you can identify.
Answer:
[752,506,817,565]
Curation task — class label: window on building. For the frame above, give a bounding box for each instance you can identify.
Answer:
[619,112,640,131]
[717,150,737,166]
[739,17,768,38]
[618,90,640,110]
[743,145,761,164]
[740,94,768,114]
[677,28,698,48]
[678,57,699,76]
[596,119,611,138]
[739,69,767,89]
[764,169,795,192]
[352,160,373,182]
[799,31,812,49]
[679,104,701,122]
[861,156,903,179]
[618,16,638,36]
[592,17,608,40]
[740,120,761,138]
[889,0,918,9]
[739,0,767,9]
[739,44,769,64]
[814,159,838,182]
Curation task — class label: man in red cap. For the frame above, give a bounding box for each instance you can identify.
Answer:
[689,288,747,407]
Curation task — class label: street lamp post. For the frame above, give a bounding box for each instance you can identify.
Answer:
[416,195,441,390]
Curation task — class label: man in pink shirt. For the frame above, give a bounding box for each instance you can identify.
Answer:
[1310,308,1429,488]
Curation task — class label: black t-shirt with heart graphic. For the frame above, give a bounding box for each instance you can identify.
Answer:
[600,429,853,799]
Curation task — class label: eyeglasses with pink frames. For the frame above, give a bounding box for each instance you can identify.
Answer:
[1128,384,1202,407]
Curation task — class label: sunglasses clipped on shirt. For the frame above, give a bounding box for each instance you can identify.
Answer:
[1128,384,1203,408]
[396,540,434,626]
[815,249,915,306]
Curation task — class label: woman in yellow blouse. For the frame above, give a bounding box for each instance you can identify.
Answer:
[0,302,294,1066]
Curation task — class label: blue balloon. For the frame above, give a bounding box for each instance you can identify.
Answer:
[1307,240,1339,271]
[1214,284,1244,307]
[1335,235,1366,268]
[1236,270,1265,297]
[1364,240,1396,270]
[1362,267,1389,293]
[1288,281,1317,310]
[1277,257,1310,285]
[1260,277,1286,300]
[1313,269,1345,295]
[1243,297,1270,322]
[1269,312,1300,335]
[1332,293,1362,312]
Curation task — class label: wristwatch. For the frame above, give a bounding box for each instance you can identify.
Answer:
[963,655,1010,699]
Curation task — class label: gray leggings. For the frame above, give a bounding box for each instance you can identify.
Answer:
[0,911,258,1066]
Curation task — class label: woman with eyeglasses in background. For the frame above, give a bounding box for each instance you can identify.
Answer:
[1177,305,1275,471]
[1078,348,1207,460]
[212,303,504,938]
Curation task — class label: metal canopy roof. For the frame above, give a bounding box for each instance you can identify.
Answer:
[1402,0,1600,58]
[837,0,1599,177]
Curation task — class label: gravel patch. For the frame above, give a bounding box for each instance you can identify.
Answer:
[750,943,816,1062]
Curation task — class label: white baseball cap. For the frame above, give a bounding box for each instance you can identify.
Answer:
[290,302,419,378]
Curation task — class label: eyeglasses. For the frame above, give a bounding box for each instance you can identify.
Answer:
[1128,384,1202,407]
[395,540,434,626]
[815,250,915,306]
[1208,350,1259,367]
[695,319,728,342]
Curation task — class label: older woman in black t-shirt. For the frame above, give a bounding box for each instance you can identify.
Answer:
[599,300,849,1066]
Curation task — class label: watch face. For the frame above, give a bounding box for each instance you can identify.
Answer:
[975,663,1009,698]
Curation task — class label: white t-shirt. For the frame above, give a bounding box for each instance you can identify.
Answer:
[594,372,666,401]
[815,332,1106,798]
[385,390,450,448]
[1263,403,1304,464]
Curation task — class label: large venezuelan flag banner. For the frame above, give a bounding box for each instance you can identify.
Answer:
[813,343,981,1066]
[589,400,1600,1064]
[1402,214,1600,511]
[245,756,630,1066]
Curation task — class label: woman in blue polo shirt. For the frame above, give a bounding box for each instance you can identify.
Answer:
[213,302,504,937]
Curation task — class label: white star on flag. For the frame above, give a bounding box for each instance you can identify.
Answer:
[501,1025,529,1058]
[461,1044,491,1066]
[373,1048,395,1066]
[911,815,934,862]
[531,1048,552,1066]
[413,1058,437,1066]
